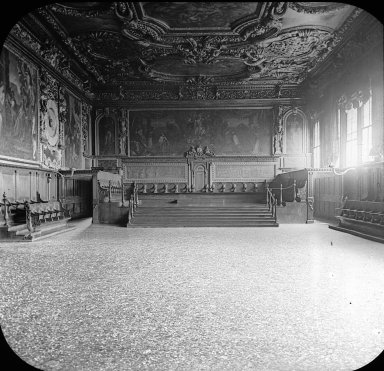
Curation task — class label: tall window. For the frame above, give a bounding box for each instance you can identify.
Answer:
[342,93,373,167]
[361,96,372,163]
[313,120,320,167]
[345,106,358,167]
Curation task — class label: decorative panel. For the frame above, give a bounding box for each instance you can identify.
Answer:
[40,69,62,169]
[0,47,38,161]
[281,156,308,169]
[284,110,306,154]
[64,90,83,169]
[98,115,117,156]
[213,162,275,182]
[98,159,119,170]
[129,108,273,157]
[124,163,188,183]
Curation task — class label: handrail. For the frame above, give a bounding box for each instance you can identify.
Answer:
[127,182,139,225]
[266,187,277,223]
[1,192,11,226]
[268,180,297,205]
[268,182,296,191]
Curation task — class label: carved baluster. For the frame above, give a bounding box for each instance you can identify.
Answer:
[164,184,169,194]
[143,184,147,194]
[243,183,247,192]
[153,184,158,194]
[25,201,34,236]
[231,183,236,193]
[1,192,9,226]
[175,184,179,193]
[280,184,283,205]
[254,183,258,192]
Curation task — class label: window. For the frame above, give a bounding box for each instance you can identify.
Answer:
[342,93,373,167]
[345,106,358,167]
[361,96,372,163]
[313,120,320,168]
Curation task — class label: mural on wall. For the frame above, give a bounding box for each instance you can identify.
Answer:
[285,111,305,154]
[98,116,116,155]
[64,91,82,169]
[0,48,38,161]
[129,109,273,157]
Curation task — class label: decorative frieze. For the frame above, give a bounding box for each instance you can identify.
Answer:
[124,163,188,183]
[94,84,299,102]
[213,162,276,182]
[81,102,91,155]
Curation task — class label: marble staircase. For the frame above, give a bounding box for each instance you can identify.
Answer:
[127,198,278,228]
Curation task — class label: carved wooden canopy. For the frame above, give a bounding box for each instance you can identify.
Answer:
[14,2,362,93]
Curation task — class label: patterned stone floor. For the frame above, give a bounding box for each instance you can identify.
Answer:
[0,220,384,370]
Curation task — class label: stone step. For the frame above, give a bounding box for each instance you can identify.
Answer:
[128,223,279,228]
[136,209,270,213]
[133,215,274,219]
[130,217,276,223]
[3,218,72,241]
[7,223,28,232]
[134,211,272,216]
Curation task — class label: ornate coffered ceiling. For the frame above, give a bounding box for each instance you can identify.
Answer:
[15,2,362,90]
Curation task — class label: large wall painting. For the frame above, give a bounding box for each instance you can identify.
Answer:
[64,91,82,169]
[98,115,116,155]
[0,48,38,161]
[129,109,273,157]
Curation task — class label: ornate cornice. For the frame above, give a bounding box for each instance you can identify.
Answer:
[94,83,300,102]
[302,9,381,99]
[288,2,348,14]
[8,21,93,101]
[48,3,114,18]
[37,8,106,83]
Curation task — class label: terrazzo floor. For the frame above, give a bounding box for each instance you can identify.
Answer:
[0,220,384,370]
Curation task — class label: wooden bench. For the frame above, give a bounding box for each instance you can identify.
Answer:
[5,200,70,226]
[337,200,384,224]
[27,200,71,226]
[333,200,384,242]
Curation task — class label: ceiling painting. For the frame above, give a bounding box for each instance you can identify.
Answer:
[12,2,361,90]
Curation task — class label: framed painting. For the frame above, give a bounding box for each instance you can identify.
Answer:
[129,108,273,157]
[0,47,38,161]
[98,115,116,156]
[64,91,83,169]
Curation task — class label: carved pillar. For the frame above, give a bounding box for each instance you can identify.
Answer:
[118,108,129,156]
[273,105,284,155]
[306,170,314,223]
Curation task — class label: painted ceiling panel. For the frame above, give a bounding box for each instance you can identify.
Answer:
[25,2,364,87]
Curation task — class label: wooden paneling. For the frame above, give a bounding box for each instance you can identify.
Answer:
[313,163,384,221]
[0,165,59,203]
[62,177,92,219]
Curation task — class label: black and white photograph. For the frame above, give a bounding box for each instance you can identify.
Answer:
[0,2,383,370]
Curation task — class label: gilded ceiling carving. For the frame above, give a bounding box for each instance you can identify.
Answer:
[288,2,348,14]
[8,2,364,99]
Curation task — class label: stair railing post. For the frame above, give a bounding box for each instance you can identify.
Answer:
[274,199,277,223]
[2,192,9,226]
[25,201,34,234]
[127,198,132,224]
[135,184,139,207]
[293,180,296,201]
[280,184,283,206]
